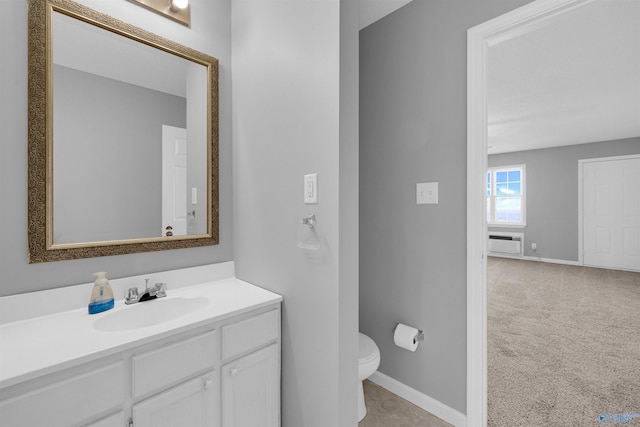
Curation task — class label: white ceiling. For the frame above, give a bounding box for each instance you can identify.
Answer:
[359,0,413,30]
[54,10,190,98]
[55,0,638,154]
[56,0,412,92]
[487,0,640,154]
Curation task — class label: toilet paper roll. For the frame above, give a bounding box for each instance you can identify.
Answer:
[394,323,420,352]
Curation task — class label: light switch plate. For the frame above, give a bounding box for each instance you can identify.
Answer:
[304,173,318,204]
[417,182,438,204]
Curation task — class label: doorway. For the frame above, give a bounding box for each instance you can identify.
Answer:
[466,0,639,424]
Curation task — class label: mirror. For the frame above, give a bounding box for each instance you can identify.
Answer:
[28,0,219,263]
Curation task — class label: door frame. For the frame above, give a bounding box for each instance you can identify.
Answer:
[466,0,596,424]
[578,154,640,269]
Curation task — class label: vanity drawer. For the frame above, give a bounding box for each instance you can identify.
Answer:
[0,362,124,427]
[222,308,279,360]
[133,330,217,398]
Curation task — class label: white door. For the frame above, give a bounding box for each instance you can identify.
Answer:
[162,125,188,236]
[133,373,218,427]
[222,344,280,427]
[582,155,640,271]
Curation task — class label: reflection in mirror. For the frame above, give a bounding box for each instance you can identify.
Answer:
[28,0,219,262]
[52,11,207,244]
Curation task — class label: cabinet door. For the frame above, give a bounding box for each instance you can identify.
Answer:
[133,372,218,427]
[222,344,280,427]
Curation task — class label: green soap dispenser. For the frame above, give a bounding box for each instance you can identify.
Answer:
[88,272,115,314]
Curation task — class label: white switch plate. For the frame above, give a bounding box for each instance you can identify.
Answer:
[417,182,438,204]
[191,187,197,204]
[304,173,318,204]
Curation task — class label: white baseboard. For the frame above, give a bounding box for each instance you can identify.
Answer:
[524,256,581,266]
[490,254,640,273]
[489,253,581,266]
[368,371,466,427]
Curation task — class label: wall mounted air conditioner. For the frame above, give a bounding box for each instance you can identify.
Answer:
[488,232,524,256]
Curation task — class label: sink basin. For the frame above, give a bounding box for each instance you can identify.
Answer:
[93,297,210,332]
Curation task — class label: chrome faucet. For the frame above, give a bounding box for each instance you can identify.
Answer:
[125,279,167,304]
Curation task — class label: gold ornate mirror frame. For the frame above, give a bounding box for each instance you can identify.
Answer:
[28,0,219,263]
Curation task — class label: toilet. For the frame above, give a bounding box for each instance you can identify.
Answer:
[358,332,380,422]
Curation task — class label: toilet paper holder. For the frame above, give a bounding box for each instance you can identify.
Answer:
[393,324,425,341]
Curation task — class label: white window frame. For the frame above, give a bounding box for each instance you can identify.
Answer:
[487,164,526,227]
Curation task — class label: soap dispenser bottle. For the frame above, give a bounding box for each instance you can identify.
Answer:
[88,272,115,314]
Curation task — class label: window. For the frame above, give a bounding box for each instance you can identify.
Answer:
[487,165,525,226]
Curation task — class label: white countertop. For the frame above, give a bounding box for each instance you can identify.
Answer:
[0,275,282,389]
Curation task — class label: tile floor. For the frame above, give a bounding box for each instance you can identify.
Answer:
[358,380,453,427]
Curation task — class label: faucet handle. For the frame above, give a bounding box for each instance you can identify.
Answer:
[125,287,139,304]
[155,282,167,298]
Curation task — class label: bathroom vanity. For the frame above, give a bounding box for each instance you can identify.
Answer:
[0,265,282,427]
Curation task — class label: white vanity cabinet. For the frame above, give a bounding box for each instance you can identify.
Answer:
[132,371,218,427]
[221,309,281,427]
[0,303,281,427]
[0,361,125,427]
[221,344,280,427]
[87,411,127,427]
[131,330,220,427]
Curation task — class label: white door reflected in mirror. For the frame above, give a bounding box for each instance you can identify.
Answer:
[162,125,188,237]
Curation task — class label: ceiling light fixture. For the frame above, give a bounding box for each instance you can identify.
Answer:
[170,0,189,11]
[129,0,191,27]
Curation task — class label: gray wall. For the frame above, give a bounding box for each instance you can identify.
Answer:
[0,0,232,296]
[54,65,186,243]
[489,137,640,261]
[232,1,359,425]
[359,0,532,414]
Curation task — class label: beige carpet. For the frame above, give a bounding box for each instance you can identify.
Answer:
[488,257,640,427]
